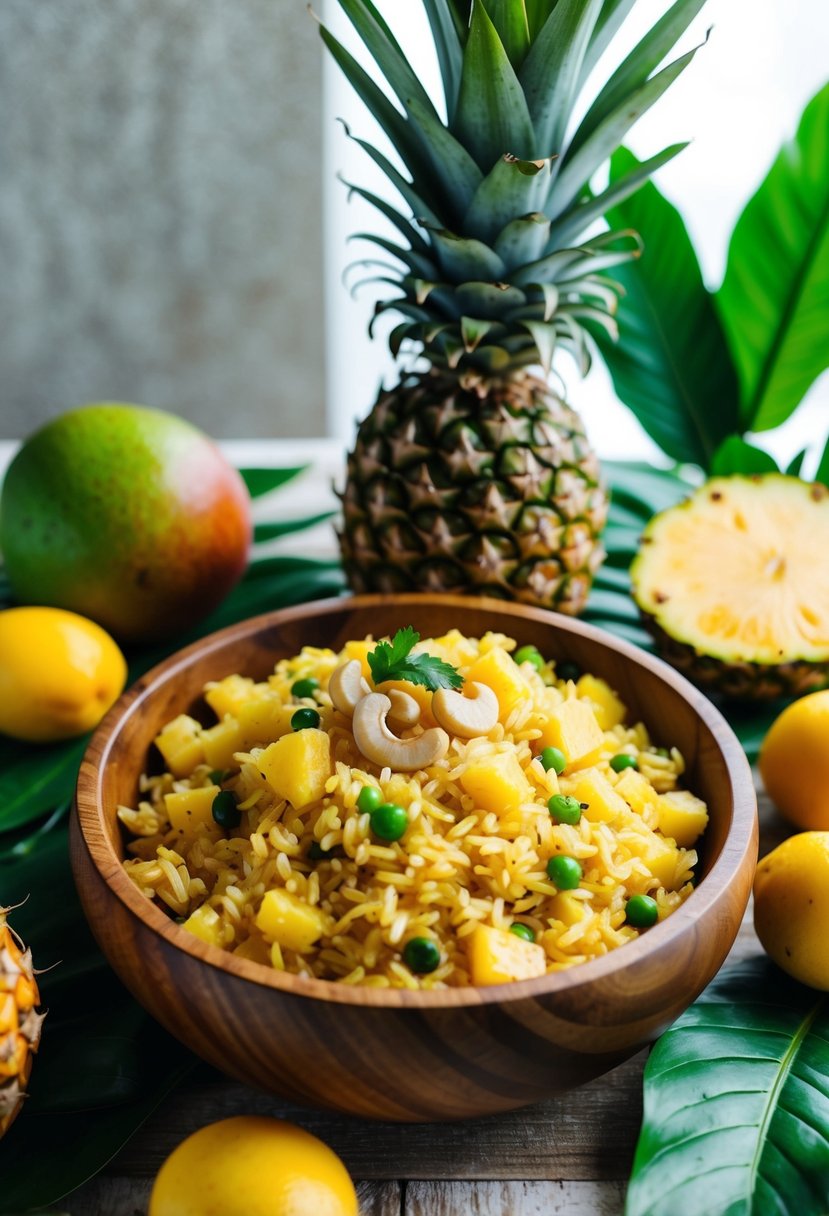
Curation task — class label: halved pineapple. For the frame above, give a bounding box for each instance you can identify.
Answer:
[632,476,829,699]
[0,907,46,1139]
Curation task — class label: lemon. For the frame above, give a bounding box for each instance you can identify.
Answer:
[0,607,127,743]
[753,832,829,990]
[759,690,829,830]
[148,1116,358,1216]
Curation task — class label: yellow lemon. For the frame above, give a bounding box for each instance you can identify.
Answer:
[758,690,829,830]
[753,832,829,990]
[148,1116,358,1216]
[0,606,127,742]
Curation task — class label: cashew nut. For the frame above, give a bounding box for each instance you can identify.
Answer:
[328,660,370,716]
[353,693,449,772]
[386,688,421,728]
[432,682,499,738]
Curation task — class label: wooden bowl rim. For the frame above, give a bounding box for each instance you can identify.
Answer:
[74,593,757,1010]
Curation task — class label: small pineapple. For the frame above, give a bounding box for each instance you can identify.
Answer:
[631,475,829,699]
[322,0,707,612]
[0,906,45,1138]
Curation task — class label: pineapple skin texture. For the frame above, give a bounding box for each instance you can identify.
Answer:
[339,372,608,614]
[0,909,45,1139]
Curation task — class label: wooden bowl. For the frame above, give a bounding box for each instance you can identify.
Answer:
[71,594,757,1122]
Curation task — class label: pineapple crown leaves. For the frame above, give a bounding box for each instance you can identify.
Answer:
[367,626,464,691]
[321,0,707,380]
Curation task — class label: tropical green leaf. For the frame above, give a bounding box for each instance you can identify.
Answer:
[626,956,829,1216]
[342,126,441,225]
[596,148,741,467]
[520,0,603,154]
[453,0,536,170]
[581,0,638,82]
[252,511,336,544]
[340,179,431,253]
[718,81,829,431]
[0,737,88,835]
[711,436,780,476]
[335,0,439,123]
[524,0,554,41]
[786,448,808,478]
[239,466,306,498]
[423,0,465,119]
[816,433,829,486]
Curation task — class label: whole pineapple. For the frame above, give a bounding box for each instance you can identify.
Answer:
[323,0,707,611]
[0,907,45,1138]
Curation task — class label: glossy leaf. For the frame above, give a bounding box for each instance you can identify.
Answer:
[596,148,741,467]
[710,436,780,476]
[626,956,829,1216]
[817,434,829,487]
[718,81,829,432]
[0,737,88,835]
[253,511,336,544]
[239,466,306,498]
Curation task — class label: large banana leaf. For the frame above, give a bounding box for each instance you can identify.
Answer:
[717,81,829,433]
[626,956,829,1216]
[597,148,740,467]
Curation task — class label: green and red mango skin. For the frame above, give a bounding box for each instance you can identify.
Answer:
[0,403,252,644]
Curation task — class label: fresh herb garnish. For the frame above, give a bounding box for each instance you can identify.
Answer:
[367,626,463,693]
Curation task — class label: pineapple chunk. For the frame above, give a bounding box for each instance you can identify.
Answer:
[636,828,681,889]
[566,768,633,826]
[205,674,267,720]
[575,674,626,730]
[255,889,326,952]
[657,790,709,847]
[460,751,531,814]
[257,728,332,809]
[181,905,223,947]
[614,768,660,817]
[537,700,604,767]
[201,718,245,770]
[236,697,295,748]
[155,714,205,778]
[342,639,373,679]
[165,784,221,835]
[465,647,528,722]
[548,892,586,927]
[234,934,272,966]
[469,924,547,985]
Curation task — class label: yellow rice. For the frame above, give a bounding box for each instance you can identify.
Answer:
[119,630,706,989]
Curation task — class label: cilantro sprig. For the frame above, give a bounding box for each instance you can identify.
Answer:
[367,626,464,692]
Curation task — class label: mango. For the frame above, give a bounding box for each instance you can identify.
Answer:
[255,889,327,952]
[0,404,251,643]
[538,700,604,767]
[460,751,532,814]
[257,728,332,809]
[465,647,528,722]
[468,924,547,985]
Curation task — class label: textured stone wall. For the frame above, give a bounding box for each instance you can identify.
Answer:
[0,0,324,439]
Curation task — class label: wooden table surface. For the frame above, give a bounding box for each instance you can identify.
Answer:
[30,443,780,1216]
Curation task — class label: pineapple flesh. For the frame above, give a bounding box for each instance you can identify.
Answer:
[323,0,708,611]
[632,475,829,699]
[0,907,45,1139]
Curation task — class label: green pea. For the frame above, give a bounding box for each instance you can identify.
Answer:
[508,923,535,943]
[546,854,582,890]
[356,785,383,814]
[610,753,639,773]
[514,645,544,671]
[212,790,241,830]
[625,894,659,928]
[291,677,319,699]
[539,747,567,775]
[557,661,580,683]
[370,802,409,842]
[548,794,582,825]
[402,937,441,974]
[291,707,321,731]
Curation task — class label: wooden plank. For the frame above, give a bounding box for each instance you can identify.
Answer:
[407,1180,627,1215]
[64,1177,401,1216]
